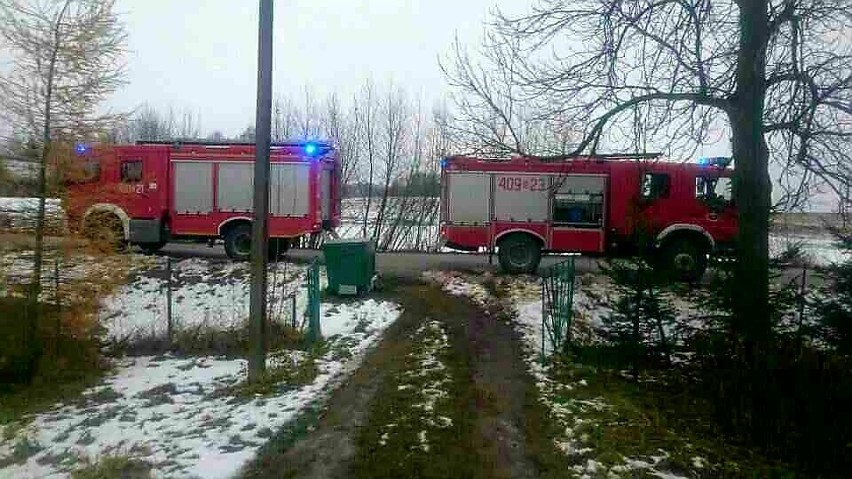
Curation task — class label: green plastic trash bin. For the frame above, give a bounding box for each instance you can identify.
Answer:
[323,238,376,296]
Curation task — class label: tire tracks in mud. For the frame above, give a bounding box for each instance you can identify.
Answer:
[242,281,564,479]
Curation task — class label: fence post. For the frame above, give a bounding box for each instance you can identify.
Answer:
[306,259,321,343]
[54,258,61,338]
[541,258,576,362]
[166,257,173,344]
[291,293,297,329]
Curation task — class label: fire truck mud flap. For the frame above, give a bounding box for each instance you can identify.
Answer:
[129,218,164,244]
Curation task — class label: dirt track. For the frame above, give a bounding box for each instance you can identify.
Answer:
[241,282,562,479]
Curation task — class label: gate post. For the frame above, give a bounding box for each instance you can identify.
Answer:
[306,259,321,343]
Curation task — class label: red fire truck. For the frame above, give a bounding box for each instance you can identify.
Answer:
[440,154,737,281]
[65,141,340,260]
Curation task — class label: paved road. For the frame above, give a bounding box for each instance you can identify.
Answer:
[156,242,813,286]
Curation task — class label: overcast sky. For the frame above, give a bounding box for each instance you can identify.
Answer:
[111,0,511,137]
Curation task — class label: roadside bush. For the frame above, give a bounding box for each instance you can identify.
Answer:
[597,258,675,377]
[0,299,41,383]
[687,240,852,476]
[812,232,852,354]
[0,298,104,421]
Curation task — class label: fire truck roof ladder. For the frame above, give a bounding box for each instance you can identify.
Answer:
[134,139,333,149]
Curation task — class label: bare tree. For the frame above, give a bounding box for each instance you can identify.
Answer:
[0,0,127,319]
[321,93,359,187]
[373,85,409,242]
[446,0,852,363]
[356,80,379,238]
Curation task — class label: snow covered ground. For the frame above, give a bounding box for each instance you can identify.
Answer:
[99,257,313,345]
[423,271,697,479]
[0,302,401,479]
[770,232,850,266]
[0,198,65,234]
[0,250,156,305]
[0,258,403,479]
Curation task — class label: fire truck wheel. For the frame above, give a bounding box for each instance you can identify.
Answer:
[138,241,167,254]
[662,238,708,282]
[83,213,127,254]
[268,238,290,261]
[497,234,542,274]
[224,224,253,261]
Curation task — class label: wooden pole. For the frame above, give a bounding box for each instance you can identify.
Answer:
[248,0,274,380]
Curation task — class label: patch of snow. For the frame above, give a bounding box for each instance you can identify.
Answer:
[0,300,402,479]
[98,258,316,344]
[0,198,66,234]
[421,270,492,306]
[770,233,849,266]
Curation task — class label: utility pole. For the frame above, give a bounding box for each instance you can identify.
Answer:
[248,0,274,381]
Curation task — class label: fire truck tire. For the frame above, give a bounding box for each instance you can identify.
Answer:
[138,241,167,254]
[497,234,541,274]
[83,213,128,253]
[661,238,708,282]
[223,224,253,261]
[268,238,290,261]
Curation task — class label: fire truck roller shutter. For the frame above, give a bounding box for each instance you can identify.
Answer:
[271,163,310,216]
[218,163,254,212]
[447,173,490,224]
[494,174,549,222]
[174,162,213,214]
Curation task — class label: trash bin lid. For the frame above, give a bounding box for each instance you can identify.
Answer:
[324,237,373,244]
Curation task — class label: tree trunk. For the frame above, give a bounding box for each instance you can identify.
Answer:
[730,0,772,364]
[728,0,775,443]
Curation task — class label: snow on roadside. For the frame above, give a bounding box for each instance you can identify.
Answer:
[423,270,692,479]
[421,270,491,306]
[98,258,314,345]
[770,233,850,266]
[0,197,66,234]
[0,299,402,479]
[0,250,156,304]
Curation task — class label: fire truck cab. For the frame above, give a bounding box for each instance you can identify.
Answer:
[66,141,340,260]
[440,154,737,281]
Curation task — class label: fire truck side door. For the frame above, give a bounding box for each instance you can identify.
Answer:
[550,175,607,253]
[638,171,673,234]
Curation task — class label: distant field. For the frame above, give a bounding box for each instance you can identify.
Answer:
[773,212,849,234]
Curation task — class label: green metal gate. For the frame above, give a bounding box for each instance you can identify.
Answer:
[306,258,321,343]
[541,257,576,361]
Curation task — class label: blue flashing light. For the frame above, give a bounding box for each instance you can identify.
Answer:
[74,143,90,156]
[304,142,318,156]
[440,158,448,169]
[698,156,731,167]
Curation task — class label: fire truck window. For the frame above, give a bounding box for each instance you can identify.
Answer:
[641,173,670,200]
[120,160,143,183]
[696,176,733,202]
[67,158,100,183]
[553,193,604,227]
